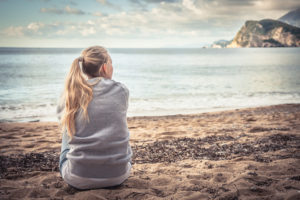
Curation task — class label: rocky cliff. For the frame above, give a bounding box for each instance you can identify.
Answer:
[227,19,300,48]
[211,40,232,48]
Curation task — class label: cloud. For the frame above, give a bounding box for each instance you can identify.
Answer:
[80,27,96,36]
[64,5,85,15]
[23,0,300,40]
[2,0,300,47]
[96,0,107,4]
[91,0,300,40]
[2,20,100,38]
[69,0,77,6]
[40,5,85,15]
[2,22,47,37]
[93,11,103,16]
[131,0,179,3]
[2,26,24,37]
[254,0,300,10]
[27,22,45,34]
[26,0,51,2]
[40,7,64,14]
[96,0,122,10]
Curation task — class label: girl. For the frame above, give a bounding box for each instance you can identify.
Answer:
[56,46,132,190]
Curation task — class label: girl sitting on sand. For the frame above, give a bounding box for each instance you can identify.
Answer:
[56,46,132,190]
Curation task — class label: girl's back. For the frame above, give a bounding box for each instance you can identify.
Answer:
[57,46,132,189]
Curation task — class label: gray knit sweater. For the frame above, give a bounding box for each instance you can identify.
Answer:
[57,77,132,189]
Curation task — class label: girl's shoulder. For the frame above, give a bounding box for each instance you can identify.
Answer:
[98,79,129,107]
[91,78,129,100]
[115,81,129,95]
[101,78,129,95]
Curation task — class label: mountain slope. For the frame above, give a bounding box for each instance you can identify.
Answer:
[227,19,300,47]
[278,8,300,27]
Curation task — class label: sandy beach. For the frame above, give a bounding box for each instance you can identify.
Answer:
[0,104,300,200]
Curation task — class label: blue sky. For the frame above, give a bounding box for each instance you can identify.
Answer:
[0,0,299,48]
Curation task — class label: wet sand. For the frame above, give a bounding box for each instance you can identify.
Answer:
[0,104,300,199]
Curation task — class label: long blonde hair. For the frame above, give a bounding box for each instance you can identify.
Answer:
[60,46,109,137]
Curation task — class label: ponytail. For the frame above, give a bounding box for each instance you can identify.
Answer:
[59,46,109,137]
[60,57,93,137]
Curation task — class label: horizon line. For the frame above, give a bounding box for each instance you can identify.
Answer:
[0,46,210,49]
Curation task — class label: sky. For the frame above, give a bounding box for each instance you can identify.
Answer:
[0,0,299,48]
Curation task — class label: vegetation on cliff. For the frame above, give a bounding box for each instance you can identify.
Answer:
[227,19,300,47]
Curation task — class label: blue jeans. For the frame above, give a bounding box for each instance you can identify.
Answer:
[59,130,70,176]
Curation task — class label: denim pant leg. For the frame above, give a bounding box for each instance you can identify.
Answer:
[59,130,70,176]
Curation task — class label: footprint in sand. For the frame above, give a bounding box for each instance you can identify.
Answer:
[161,136,175,140]
[182,164,193,168]
[7,188,30,199]
[187,174,207,185]
[189,179,202,185]
[186,175,202,179]
[123,177,149,189]
[161,131,185,136]
[187,173,213,181]
[150,177,172,186]
[123,192,148,199]
[213,173,228,183]
[181,192,209,200]
[22,133,33,138]
[0,144,17,149]
[28,188,51,198]
[247,186,271,196]
[39,139,54,143]
[245,176,273,187]
[24,144,35,148]
[160,131,186,139]
[40,176,60,185]
[160,131,177,139]
[1,134,17,139]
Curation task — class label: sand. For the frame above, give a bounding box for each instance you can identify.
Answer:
[0,104,300,200]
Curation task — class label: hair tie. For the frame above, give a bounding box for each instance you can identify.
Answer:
[78,56,88,80]
[78,56,84,62]
[78,56,84,71]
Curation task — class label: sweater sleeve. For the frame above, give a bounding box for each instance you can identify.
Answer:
[117,83,130,110]
[56,92,65,121]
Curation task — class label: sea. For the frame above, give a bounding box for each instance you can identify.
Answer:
[0,47,300,122]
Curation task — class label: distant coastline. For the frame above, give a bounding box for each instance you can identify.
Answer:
[210,8,300,48]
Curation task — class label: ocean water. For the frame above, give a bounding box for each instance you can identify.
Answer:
[0,47,300,122]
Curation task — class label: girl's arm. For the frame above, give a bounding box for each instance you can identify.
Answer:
[56,92,65,121]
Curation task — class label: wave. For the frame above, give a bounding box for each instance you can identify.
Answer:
[1,92,299,122]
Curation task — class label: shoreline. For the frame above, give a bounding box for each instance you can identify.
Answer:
[1,103,300,199]
[129,103,300,118]
[1,103,299,124]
